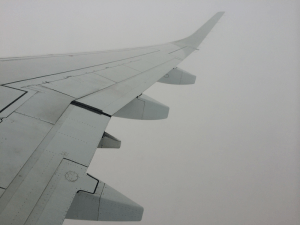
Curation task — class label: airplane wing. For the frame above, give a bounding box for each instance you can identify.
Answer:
[0,12,224,225]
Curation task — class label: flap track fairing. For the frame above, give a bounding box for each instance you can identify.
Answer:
[113,94,169,120]
[158,67,196,85]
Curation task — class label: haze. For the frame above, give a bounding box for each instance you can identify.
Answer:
[0,1,299,224]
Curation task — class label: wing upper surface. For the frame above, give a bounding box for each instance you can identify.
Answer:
[0,12,224,225]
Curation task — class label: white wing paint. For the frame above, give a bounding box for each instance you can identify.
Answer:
[0,12,224,225]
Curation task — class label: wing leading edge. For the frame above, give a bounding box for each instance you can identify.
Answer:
[0,12,224,225]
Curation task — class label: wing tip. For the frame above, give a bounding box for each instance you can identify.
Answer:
[173,11,225,48]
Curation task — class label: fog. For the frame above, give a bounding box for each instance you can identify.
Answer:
[1,1,299,224]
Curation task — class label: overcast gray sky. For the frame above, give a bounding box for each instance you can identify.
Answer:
[1,1,299,225]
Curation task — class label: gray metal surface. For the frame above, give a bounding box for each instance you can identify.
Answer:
[6,68,99,89]
[0,86,24,112]
[66,180,105,221]
[154,43,182,54]
[174,11,224,48]
[25,160,98,225]
[98,184,144,221]
[158,67,196,85]
[0,47,158,85]
[77,59,180,116]
[94,65,140,82]
[0,189,5,198]
[41,73,115,98]
[100,59,180,116]
[0,88,36,119]
[113,97,144,119]
[140,94,169,120]
[16,86,74,124]
[0,12,224,225]
[65,191,100,220]
[44,106,110,166]
[98,132,121,148]
[0,105,110,225]
[0,113,52,188]
[66,181,143,221]
[125,60,156,72]
[169,46,195,59]
[0,106,74,216]
[114,94,169,120]
[5,58,141,89]
[141,51,174,65]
